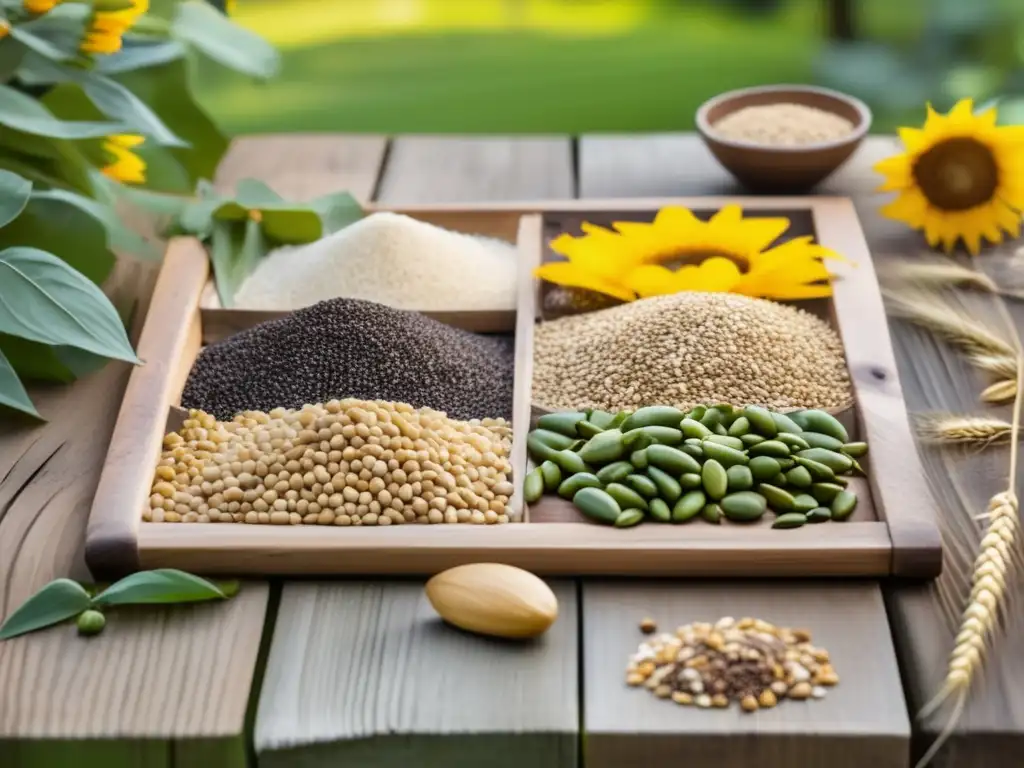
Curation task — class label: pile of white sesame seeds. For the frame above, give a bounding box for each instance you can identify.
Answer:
[712,103,855,146]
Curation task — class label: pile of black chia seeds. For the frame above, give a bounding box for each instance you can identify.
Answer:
[182,298,515,421]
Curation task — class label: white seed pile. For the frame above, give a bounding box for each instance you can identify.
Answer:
[234,211,518,311]
[145,400,515,526]
[713,103,855,146]
[532,292,851,412]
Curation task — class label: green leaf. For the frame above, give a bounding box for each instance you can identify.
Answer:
[261,208,322,244]
[0,247,138,363]
[0,38,28,82]
[0,83,129,138]
[32,188,160,259]
[9,28,71,63]
[97,40,186,75]
[92,568,228,606]
[310,190,364,234]
[0,334,109,384]
[172,0,279,79]
[0,346,40,418]
[0,169,32,228]
[210,216,265,307]
[0,578,91,640]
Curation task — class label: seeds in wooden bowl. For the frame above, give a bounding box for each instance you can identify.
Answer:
[145,400,514,526]
[532,292,851,413]
[626,616,838,711]
[712,103,855,146]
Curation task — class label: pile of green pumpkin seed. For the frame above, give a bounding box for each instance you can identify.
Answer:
[523,404,867,528]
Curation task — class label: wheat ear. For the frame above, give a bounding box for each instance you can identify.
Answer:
[879,260,1001,293]
[914,353,1023,768]
[915,415,1017,446]
[883,291,1016,360]
[981,379,1018,405]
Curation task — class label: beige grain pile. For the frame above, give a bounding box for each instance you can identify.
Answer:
[712,103,855,146]
[532,292,851,412]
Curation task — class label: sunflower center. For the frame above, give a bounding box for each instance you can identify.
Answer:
[658,249,749,273]
[912,137,999,211]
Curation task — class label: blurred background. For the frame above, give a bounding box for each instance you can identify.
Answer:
[195,0,1024,135]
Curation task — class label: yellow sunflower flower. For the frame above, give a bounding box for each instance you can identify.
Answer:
[23,0,61,13]
[874,98,1024,256]
[101,134,146,184]
[81,0,148,55]
[535,204,844,302]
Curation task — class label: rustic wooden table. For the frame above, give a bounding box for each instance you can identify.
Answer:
[1,133,1021,768]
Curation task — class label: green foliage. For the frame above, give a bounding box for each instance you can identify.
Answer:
[0,578,92,640]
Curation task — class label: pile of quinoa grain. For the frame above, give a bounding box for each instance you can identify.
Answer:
[145,400,515,526]
[627,616,839,712]
[712,103,855,147]
[182,298,515,422]
[233,211,518,312]
[532,292,851,412]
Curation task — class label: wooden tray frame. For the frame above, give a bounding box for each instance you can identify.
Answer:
[85,198,942,580]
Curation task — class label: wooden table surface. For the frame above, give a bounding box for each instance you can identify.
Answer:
[2,133,1022,768]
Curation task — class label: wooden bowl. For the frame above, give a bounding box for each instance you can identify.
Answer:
[696,84,872,193]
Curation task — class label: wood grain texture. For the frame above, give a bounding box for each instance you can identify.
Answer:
[254,581,578,768]
[376,136,575,203]
[583,581,909,768]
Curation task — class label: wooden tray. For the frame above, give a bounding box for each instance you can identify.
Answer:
[85,198,942,580]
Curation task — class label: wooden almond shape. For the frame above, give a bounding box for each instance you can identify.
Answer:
[425,563,558,639]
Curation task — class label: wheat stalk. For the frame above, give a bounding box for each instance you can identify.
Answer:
[914,353,1024,768]
[915,415,1017,446]
[981,379,1018,405]
[879,260,1001,294]
[883,290,1016,360]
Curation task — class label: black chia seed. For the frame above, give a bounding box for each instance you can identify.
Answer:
[182,298,515,421]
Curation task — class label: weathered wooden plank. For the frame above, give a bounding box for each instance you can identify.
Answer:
[255,581,578,768]
[584,581,909,768]
[376,136,575,203]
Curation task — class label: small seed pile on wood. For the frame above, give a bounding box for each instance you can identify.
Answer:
[627,616,839,712]
[712,103,855,147]
[145,400,514,526]
[182,298,515,422]
[532,292,851,413]
[525,404,866,528]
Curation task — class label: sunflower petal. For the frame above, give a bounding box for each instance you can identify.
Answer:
[533,262,636,302]
[686,257,742,291]
[898,127,928,153]
[740,282,834,300]
[623,264,681,298]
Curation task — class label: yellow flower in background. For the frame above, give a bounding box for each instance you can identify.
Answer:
[874,98,1024,256]
[101,134,146,184]
[23,0,60,13]
[81,0,148,55]
[225,0,236,13]
[535,205,844,302]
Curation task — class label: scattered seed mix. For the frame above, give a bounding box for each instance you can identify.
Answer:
[182,298,515,422]
[532,292,851,412]
[145,400,514,526]
[233,211,518,311]
[627,616,838,712]
[712,103,855,147]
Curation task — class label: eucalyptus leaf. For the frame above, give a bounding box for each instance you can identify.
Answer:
[0,168,32,228]
[0,334,109,384]
[32,188,160,259]
[9,27,71,63]
[0,578,91,640]
[232,178,282,209]
[261,208,323,244]
[97,40,186,75]
[210,217,267,307]
[92,568,228,606]
[310,190,364,234]
[0,247,138,363]
[172,0,279,79]
[0,346,39,418]
[0,83,129,138]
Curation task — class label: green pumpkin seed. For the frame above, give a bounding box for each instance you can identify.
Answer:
[647,466,682,502]
[758,484,795,511]
[831,490,858,520]
[772,512,807,529]
[529,429,576,451]
[625,473,660,498]
[596,461,633,485]
[700,407,724,429]
[539,460,563,492]
[576,420,605,439]
[748,440,790,457]
[770,472,787,486]
[704,434,745,451]
[578,429,625,464]
[740,433,766,446]
[681,444,704,459]
[527,433,559,463]
[623,430,654,451]
[673,490,706,522]
[686,405,707,422]
[620,406,687,433]
[841,442,868,458]
[701,459,728,501]
[610,410,631,428]
[701,503,723,524]
[646,444,702,475]
[800,431,845,451]
[776,457,796,470]
[749,456,781,481]
[793,493,818,513]
[680,418,713,439]
[720,491,768,521]
[523,468,544,503]
[573,486,621,525]
[649,498,671,522]
[537,411,587,437]
[785,466,813,488]
[791,409,848,442]
[605,483,649,512]
[679,473,703,490]
[776,432,810,451]
[630,448,649,469]
[833,475,849,487]
[701,441,749,467]
[568,439,586,452]
[727,416,751,437]
[726,464,754,491]
[713,423,728,436]
[851,459,866,476]
[770,411,804,435]
[587,410,616,429]
[557,472,603,499]
[742,405,777,436]
[614,508,645,528]
[552,449,592,475]
[811,482,844,503]
[796,448,853,473]
[624,425,683,447]
[807,507,832,523]
[794,456,836,481]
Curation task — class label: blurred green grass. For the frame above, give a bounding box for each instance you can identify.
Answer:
[193,0,925,136]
